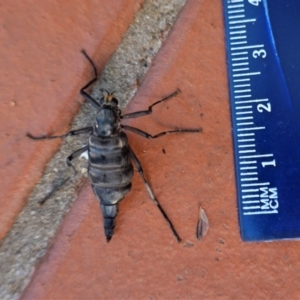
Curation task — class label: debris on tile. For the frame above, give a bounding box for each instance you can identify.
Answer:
[177,275,183,281]
[183,240,194,248]
[218,238,225,244]
[197,206,209,240]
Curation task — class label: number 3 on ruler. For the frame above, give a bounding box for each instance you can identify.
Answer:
[253,49,267,58]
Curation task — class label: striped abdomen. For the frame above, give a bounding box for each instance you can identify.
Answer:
[88,130,133,241]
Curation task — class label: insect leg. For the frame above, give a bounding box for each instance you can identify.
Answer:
[66,145,89,174]
[39,145,88,205]
[81,49,97,78]
[121,89,181,119]
[27,126,93,140]
[80,50,101,109]
[128,145,182,243]
[122,125,201,139]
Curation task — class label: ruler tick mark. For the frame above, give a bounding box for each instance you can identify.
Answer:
[236,106,252,109]
[236,117,254,121]
[233,67,249,72]
[234,94,252,99]
[232,57,248,61]
[240,154,273,159]
[243,205,260,209]
[240,166,257,170]
[228,4,244,9]
[234,84,250,88]
[232,62,249,67]
[230,41,247,45]
[229,25,246,30]
[241,172,258,176]
[228,10,245,14]
[230,36,247,40]
[234,89,251,93]
[230,30,246,35]
[242,194,259,198]
[235,99,269,104]
[239,160,257,165]
[243,210,278,215]
[238,138,255,142]
[237,134,255,138]
[237,122,254,126]
[237,126,265,132]
[228,15,245,19]
[241,178,258,182]
[238,144,255,148]
[242,189,259,193]
[239,150,256,154]
[227,0,244,3]
[231,51,248,56]
[235,98,268,104]
[233,72,261,77]
[229,18,256,25]
[233,79,250,83]
[231,44,263,50]
[236,111,253,115]
[241,182,270,188]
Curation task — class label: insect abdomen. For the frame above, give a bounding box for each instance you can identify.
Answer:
[88,131,133,241]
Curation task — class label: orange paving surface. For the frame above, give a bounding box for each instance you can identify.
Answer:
[1,0,300,299]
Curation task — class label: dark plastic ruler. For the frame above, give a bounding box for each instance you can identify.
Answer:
[223,0,300,241]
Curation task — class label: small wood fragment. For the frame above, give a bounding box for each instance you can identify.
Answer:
[197,207,209,240]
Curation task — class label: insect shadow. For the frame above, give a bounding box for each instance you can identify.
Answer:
[27,50,202,243]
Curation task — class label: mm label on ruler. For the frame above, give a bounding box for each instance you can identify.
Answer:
[223,0,300,241]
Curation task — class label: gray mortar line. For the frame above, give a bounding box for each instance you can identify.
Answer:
[0,0,187,299]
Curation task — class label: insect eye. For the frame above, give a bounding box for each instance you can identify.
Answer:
[99,97,105,105]
[111,98,118,105]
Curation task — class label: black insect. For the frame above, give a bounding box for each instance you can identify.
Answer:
[28,50,201,243]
